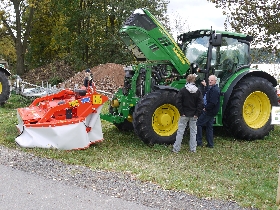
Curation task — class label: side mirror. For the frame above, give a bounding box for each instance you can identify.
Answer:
[211,33,222,46]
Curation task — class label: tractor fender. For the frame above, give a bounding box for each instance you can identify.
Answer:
[222,69,277,114]
[0,66,11,76]
[153,85,179,93]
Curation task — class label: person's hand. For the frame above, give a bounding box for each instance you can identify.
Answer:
[201,80,206,86]
[194,115,197,119]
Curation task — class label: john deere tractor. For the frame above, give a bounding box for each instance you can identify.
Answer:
[100,8,278,145]
[0,60,11,105]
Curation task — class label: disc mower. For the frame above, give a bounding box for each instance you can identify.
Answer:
[16,86,108,150]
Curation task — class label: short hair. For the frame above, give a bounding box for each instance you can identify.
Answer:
[209,75,217,81]
[187,74,197,83]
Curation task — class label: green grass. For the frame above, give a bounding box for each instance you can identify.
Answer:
[1,94,280,209]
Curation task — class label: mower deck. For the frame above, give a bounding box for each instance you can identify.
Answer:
[16,87,108,150]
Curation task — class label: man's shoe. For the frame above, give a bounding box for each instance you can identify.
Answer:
[197,144,203,147]
[171,149,179,153]
[206,145,213,148]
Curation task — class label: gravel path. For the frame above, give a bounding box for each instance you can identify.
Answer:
[0,164,154,210]
[0,146,255,210]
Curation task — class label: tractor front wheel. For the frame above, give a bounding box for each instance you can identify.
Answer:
[133,90,180,145]
[0,72,10,106]
[224,76,278,140]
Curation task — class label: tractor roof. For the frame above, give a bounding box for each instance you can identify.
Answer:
[178,29,253,43]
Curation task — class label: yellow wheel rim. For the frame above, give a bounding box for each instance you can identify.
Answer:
[152,104,180,136]
[243,91,271,129]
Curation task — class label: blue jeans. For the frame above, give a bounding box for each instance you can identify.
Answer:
[173,116,197,152]
[196,111,214,147]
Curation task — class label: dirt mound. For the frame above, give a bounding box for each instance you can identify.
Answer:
[21,61,76,85]
[63,63,125,94]
[22,62,125,96]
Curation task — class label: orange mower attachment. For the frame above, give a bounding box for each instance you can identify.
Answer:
[15,87,108,150]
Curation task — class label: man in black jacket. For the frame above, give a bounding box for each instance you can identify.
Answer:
[172,74,204,153]
[196,75,220,148]
[84,69,93,87]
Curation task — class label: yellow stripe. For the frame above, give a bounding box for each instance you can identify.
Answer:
[150,15,190,65]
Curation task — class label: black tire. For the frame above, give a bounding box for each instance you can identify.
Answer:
[0,72,10,105]
[223,76,278,140]
[114,119,134,131]
[109,97,134,132]
[133,90,180,145]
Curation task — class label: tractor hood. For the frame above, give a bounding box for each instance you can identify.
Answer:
[119,8,190,75]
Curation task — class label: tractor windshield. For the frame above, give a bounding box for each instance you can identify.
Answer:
[181,35,250,84]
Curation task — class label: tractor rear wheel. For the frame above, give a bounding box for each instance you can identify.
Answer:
[133,90,180,145]
[223,76,278,140]
[0,72,10,105]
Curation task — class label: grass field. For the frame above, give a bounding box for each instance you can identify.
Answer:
[1,94,280,210]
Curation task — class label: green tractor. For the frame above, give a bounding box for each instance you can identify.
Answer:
[0,60,11,105]
[100,8,278,145]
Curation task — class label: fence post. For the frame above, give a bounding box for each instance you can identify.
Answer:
[276,165,280,206]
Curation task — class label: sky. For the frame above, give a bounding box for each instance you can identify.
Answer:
[167,0,227,37]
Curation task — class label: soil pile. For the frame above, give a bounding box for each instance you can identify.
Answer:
[21,61,76,85]
[62,63,125,95]
[21,62,125,96]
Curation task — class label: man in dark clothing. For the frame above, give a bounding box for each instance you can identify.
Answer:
[172,74,204,153]
[196,75,220,148]
[84,69,93,87]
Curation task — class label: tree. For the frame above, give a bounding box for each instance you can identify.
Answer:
[0,0,37,75]
[25,0,67,68]
[208,0,280,62]
[26,0,170,71]
[0,25,16,70]
[168,11,190,40]
[0,0,171,74]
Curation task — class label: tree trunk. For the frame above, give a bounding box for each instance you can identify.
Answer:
[6,0,35,75]
[16,42,25,75]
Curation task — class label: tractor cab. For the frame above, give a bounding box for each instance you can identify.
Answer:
[177,30,253,88]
